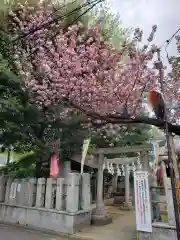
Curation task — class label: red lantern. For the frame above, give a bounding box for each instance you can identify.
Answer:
[148,89,165,120]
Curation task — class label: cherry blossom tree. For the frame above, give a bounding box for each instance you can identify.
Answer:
[6,1,180,134]
[166,35,180,120]
[170,35,180,87]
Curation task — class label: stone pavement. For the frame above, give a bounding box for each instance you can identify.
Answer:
[0,206,137,240]
[0,224,65,240]
[73,206,137,240]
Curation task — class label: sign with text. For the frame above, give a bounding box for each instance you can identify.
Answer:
[134,171,152,232]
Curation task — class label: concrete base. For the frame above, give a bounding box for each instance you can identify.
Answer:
[120,202,133,211]
[113,195,125,205]
[0,203,91,234]
[138,222,177,240]
[91,214,112,226]
[91,206,112,226]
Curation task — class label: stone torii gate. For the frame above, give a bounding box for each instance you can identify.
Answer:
[104,156,139,207]
[88,144,156,225]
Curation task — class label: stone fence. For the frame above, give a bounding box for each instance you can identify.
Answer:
[0,173,92,234]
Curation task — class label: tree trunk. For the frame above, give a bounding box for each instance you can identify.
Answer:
[35,123,46,178]
[6,149,11,165]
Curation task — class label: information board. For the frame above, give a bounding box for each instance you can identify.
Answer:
[134,171,152,232]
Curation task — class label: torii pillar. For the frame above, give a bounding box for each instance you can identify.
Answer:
[92,153,112,225]
[124,164,130,208]
[140,151,150,171]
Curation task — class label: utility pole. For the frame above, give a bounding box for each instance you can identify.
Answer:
[154,48,180,240]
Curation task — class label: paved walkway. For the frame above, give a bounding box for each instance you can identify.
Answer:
[0,205,136,240]
[0,224,65,240]
[73,206,137,240]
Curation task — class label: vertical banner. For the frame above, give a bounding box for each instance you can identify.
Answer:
[134,171,152,232]
[81,138,91,175]
[50,143,59,177]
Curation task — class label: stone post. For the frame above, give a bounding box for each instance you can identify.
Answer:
[16,179,25,205]
[35,178,46,208]
[45,177,56,209]
[81,173,91,210]
[161,161,175,225]
[124,164,130,208]
[27,178,37,207]
[5,177,13,204]
[112,164,118,194]
[136,158,141,171]
[20,179,29,206]
[151,172,160,221]
[140,151,149,171]
[9,179,18,205]
[91,171,97,202]
[64,160,71,205]
[92,153,112,225]
[161,160,168,194]
[165,178,176,226]
[56,178,64,210]
[96,153,104,210]
[66,173,80,212]
[0,176,7,202]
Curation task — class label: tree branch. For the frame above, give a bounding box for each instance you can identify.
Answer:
[93,116,180,135]
[66,99,180,135]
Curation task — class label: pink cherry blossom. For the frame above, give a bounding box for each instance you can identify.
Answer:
[7,2,180,123]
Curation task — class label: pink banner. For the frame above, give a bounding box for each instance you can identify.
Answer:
[50,143,59,177]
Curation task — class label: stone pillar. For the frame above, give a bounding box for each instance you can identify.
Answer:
[81,173,91,210]
[27,178,37,206]
[92,154,112,225]
[165,177,175,226]
[112,164,118,194]
[45,177,56,209]
[5,177,13,204]
[140,151,149,171]
[124,164,130,208]
[160,161,175,225]
[66,173,80,212]
[56,178,64,210]
[151,172,160,221]
[9,179,18,205]
[16,179,25,205]
[35,178,46,208]
[91,172,97,202]
[20,179,29,206]
[136,159,141,171]
[0,176,7,202]
[96,153,104,210]
[161,160,168,194]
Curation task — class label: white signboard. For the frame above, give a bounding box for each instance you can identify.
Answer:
[134,171,152,233]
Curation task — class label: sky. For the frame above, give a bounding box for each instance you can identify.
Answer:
[108,0,180,67]
[106,0,180,115]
